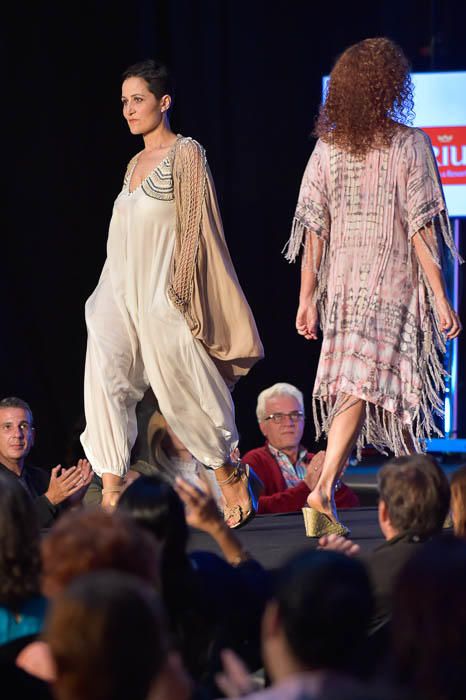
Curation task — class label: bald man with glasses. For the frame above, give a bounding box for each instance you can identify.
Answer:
[241,383,359,514]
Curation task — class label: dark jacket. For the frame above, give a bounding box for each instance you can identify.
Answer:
[362,531,431,634]
[0,462,59,529]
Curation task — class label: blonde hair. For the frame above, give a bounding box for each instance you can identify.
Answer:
[256,383,304,422]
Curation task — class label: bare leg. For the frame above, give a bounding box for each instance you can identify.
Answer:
[308,395,365,523]
[402,429,418,455]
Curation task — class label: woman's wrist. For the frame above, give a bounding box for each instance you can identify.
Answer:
[101,473,124,494]
[211,522,251,565]
[299,294,315,305]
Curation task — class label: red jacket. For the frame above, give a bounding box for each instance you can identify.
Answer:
[242,444,360,515]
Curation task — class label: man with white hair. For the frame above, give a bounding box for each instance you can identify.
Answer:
[241,383,359,514]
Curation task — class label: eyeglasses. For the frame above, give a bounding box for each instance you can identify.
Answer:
[264,411,304,424]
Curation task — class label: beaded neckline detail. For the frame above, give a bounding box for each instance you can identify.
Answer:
[124,136,182,201]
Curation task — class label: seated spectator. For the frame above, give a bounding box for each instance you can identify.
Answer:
[215,549,382,700]
[84,409,223,508]
[391,534,466,700]
[241,383,359,514]
[319,454,451,637]
[0,473,46,655]
[43,571,193,700]
[40,508,159,598]
[0,397,92,529]
[118,475,270,695]
[450,464,466,539]
[16,507,160,683]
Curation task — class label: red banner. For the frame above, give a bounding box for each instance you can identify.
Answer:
[422,126,466,185]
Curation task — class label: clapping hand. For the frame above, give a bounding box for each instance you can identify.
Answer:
[45,459,93,506]
[303,450,325,492]
[215,649,261,698]
[318,533,360,556]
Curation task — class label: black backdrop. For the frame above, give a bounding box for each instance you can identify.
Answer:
[3,0,466,467]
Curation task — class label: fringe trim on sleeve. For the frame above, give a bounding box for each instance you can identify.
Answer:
[417,138,464,266]
[283,215,308,262]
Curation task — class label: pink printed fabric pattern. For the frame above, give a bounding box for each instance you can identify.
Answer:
[285,126,462,457]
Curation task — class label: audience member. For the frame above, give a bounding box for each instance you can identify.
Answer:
[319,454,451,636]
[391,534,466,700]
[450,464,466,538]
[16,507,160,683]
[40,507,159,598]
[0,397,92,528]
[85,409,223,507]
[118,475,270,695]
[242,383,359,514]
[43,571,194,700]
[215,549,384,700]
[0,473,46,655]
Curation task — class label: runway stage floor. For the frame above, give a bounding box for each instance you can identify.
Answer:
[188,453,465,570]
[188,507,385,570]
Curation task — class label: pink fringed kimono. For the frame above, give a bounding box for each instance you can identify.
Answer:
[285,126,462,456]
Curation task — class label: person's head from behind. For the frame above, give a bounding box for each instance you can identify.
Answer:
[316,37,413,157]
[377,454,450,539]
[261,549,372,681]
[392,534,466,700]
[121,59,173,137]
[40,507,159,598]
[44,570,191,700]
[0,471,41,610]
[256,382,305,453]
[118,474,187,547]
[0,396,35,469]
[450,465,466,539]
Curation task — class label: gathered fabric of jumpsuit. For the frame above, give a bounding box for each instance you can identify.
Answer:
[285,126,462,457]
[81,136,262,477]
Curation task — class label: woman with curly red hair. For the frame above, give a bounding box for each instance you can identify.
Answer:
[286,37,462,534]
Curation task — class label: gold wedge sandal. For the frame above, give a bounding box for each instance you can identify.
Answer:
[302,506,350,538]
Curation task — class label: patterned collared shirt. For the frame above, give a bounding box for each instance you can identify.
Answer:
[267,442,308,487]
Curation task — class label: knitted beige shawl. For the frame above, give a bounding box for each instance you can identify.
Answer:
[167,137,264,388]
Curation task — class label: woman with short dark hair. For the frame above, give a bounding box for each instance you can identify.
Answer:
[80,58,263,527]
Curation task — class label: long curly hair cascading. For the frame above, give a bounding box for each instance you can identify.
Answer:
[0,472,41,610]
[315,37,414,157]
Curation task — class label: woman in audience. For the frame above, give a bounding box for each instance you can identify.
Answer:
[40,507,159,597]
[118,475,269,694]
[43,570,194,700]
[391,534,466,700]
[450,464,466,538]
[16,508,160,682]
[84,409,223,507]
[0,473,47,655]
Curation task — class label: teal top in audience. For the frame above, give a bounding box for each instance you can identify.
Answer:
[0,595,47,644]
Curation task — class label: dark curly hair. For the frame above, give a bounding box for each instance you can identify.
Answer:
[315,37,414,157]
[0,472,41,609]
